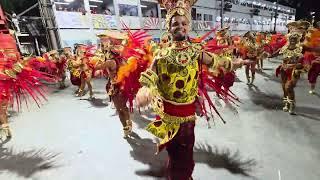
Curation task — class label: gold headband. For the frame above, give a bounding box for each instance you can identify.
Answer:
[287,32,302,42]
[158,0,197,30]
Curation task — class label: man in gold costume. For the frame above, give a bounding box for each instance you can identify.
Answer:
[135,0,242,179]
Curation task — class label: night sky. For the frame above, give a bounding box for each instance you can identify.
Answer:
[267,0,320,22]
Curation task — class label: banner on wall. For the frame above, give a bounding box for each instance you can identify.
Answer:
[117,0,138,5]
[161,19,165,29]
[92,15,117,29]
[59,29,95,47]
[143,18,159,29]
[192,21,213,30]
[119,17,141,29]
[55,11,90,29]
[62,40,94,48]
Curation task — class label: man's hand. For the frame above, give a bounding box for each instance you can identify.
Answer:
[136,86,152,108]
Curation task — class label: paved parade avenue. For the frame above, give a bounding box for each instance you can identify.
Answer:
[1,59,320,180]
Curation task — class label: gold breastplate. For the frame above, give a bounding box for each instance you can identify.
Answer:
[280,45,303,64]
[155,42,200,103]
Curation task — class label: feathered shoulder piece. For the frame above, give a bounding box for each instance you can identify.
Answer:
[0,53,56,110]
[304,28,320,48]
[115,26,153,111]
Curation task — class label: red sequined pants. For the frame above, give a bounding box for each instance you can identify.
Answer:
[308,63,320,84]
[163,101,196,180]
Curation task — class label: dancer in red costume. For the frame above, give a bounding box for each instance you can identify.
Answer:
[55,49,68,89]
[241,31,260,85]
[95,29,153,138]
[135,0,243,179]
[68,45,82,93]
[43,50,67,89]
[255,32,271,71]
[206,26,237,97]
[304,22,320,94]
[68,44,95,98]
[60,47,74,88]
[276,21,310,115]
[0,49,55,140]
[216,27,235,88]
[95,31,134,138]
[265,33,287,57]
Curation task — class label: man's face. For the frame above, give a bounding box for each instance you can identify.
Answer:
[53,52,59,59]
[64,48,72,55]
[170,15,189,41]
[77,46,86,56]
[101,38,112,51]
[289,36,299,45]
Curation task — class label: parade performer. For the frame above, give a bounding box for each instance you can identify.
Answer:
[96,31,133,137]
[304,22,320,94]
[241,31,260,85]
[60,47,75,87]
[68,44,95,98]
[209,26,237,96]
[0,49,55,140]
[67,45,82,93]
[256,32,271,70]
[264,33,287,57]
[41,50,67,89]
[135,0,242,179]
[276,29,306,114]
[95,29,153,138]
[55,48,68,89]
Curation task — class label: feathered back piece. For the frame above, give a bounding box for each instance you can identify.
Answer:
[0,53,56,111]
[305,28,320,48]
[287,20,310,34]
[193,30,240,123]
[115,25,153,111]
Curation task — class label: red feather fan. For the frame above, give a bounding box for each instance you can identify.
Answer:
[116,25,153,111]
[0,54,56,111]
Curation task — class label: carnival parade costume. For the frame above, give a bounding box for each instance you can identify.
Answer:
[94,28,154,138]
[304,23,320,94]
[276,21,310,114]
[96,31,133,138]
[60,47,75,88]
[135,0,242,179]
[264,33,287,57]
[209,26,237,95]
[55,49,68,89]
[67,45,82,91]
[0,45,56,140]
[240,31,261,85]
[68,44,96,97]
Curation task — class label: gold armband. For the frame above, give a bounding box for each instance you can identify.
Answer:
[13,63,23,73]
[4,63,24,79]
[4,69,16,78]
[139,69,159,88]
